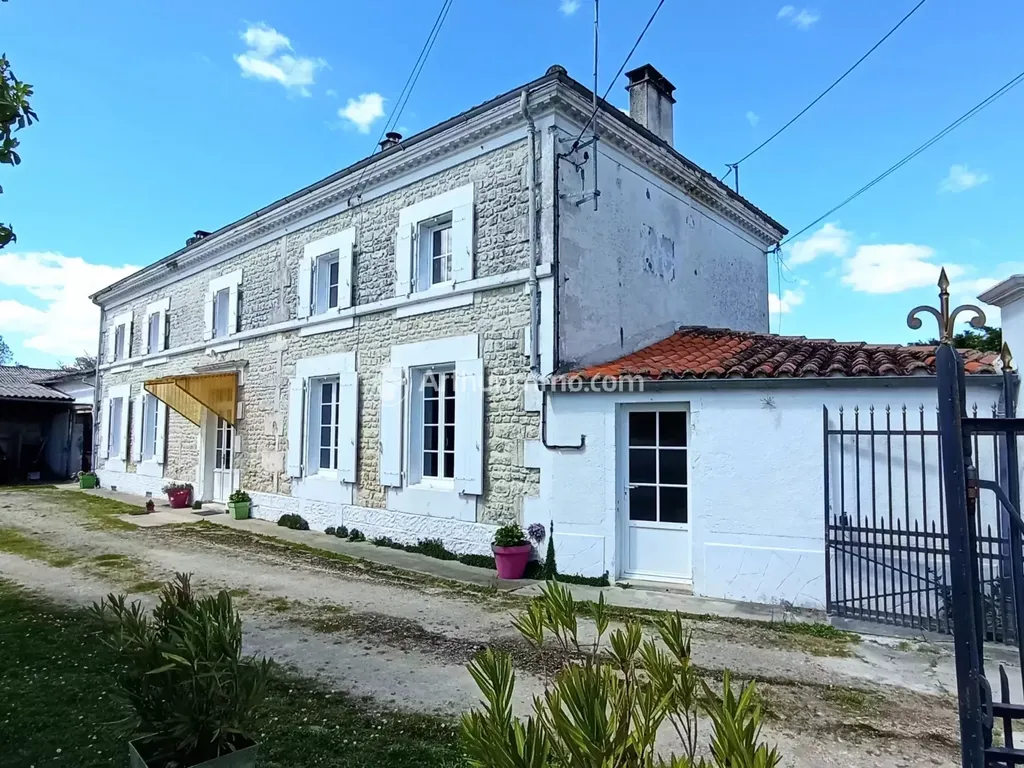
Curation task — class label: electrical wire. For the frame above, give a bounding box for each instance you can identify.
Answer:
[723,0,930,180]
[568,0,667,153]
[780,67,1024,248]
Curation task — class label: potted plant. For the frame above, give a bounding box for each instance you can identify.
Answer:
[492,523,531,580]
[144,499,155,514]
[89,574,272,768]
[79,471,98,489]
[227,490,251,520]
[162,482,193,509]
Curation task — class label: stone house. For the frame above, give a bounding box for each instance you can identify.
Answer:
[90,63,785,578]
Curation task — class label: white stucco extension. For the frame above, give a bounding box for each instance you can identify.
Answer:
[527,378,1004,608]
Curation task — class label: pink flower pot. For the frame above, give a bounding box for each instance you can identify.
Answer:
[167,488,192,509]
[492,544,532,580]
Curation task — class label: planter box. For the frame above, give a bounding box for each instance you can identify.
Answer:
[167,489,192,509]
[129,737,258,768]
[79,475,98,489]
[492,543,532,580]
[227,501,251,520]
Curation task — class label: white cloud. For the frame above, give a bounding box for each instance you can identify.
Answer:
[0,252,139,359]
[325,88,337,98]
[560,0,580,15]
[841,244,963,294]
[940,163,990,193]
[745,110,760,127]
[768,289,804,315]
[339,93,385,134]
[777,6,819,28]
[234,22,326,96]
[788,222,851,265]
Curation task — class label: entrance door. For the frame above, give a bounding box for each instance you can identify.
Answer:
[200,410,238,503]
[620,408,691,582]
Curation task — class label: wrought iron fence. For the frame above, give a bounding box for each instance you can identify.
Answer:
[824,402,1018,643]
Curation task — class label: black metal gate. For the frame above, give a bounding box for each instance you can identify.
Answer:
[824,402,1017,643]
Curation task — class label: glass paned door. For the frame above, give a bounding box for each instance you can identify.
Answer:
[210,416,237,502]
[622,409,691,582]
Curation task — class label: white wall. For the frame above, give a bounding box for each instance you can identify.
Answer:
[555,131,772,369]
[526,379,1003,608]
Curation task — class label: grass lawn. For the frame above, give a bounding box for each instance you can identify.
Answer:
[0,581,465,767]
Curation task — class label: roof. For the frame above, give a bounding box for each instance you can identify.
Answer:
[567,327,999,382]
[0,366,74,401]
[92,65,785,305]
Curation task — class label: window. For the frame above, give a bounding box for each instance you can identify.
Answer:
[113,325,126,361]
[108,397,124,456]
[307,377,340,472]
[314,252,341,314]
[215,417,233,470]
[147,313,160,355]
[627,411,688,524]
[141,394,159,461]
[418,219,452,289]
[212,288,230,338]
[418,368,455,481]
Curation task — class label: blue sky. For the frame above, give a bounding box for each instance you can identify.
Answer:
[2,0,1021,367]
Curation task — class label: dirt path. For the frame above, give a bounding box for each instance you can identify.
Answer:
[0,489,965,766]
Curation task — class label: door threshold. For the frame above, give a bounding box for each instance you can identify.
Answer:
[618,577,694,594]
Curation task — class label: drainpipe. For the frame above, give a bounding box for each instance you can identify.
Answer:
[91,308,103,472]
[520,90,540,375]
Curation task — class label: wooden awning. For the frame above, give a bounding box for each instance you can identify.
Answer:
[144,372,238,427]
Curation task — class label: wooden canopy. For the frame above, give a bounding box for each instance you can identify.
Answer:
[144,372,238,426]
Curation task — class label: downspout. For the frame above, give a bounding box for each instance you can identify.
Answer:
[519,90,540,374]
[91,307,103,472]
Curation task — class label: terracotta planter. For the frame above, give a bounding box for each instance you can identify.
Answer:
[129,737,258,768]
[492,543,532,580]
[167,488,192,509]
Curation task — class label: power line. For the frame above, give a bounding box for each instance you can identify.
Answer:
[568,0,667,153]
[779,67,1024,249]
[724,0,930,180]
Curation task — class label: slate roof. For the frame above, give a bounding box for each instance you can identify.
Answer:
[568,327,999,381]
[0,366,73,401]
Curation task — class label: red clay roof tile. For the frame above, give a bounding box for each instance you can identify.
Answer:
[567,327,999,381]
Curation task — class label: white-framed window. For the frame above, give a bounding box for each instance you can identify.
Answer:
[143,297,170,355]
[411,367,456,484]
[298,230,355,320]
[102,383,131,465]
[204,270,241,342]
[215,417,233,470]
[107,311,133,363]
[141,393,159,461]
[378,334,484,512]
[308,376,341,474]
[395,183,475,297]
[286,352,358,483]
[417,217,452,290]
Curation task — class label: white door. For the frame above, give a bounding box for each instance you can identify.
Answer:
[201,410,238,503]
[620,408,691,582]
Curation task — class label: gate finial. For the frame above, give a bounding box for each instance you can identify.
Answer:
[906,267,987,343]
[1001,342,1014,372]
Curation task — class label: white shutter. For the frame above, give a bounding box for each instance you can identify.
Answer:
[155,401,167,465]
[395,223,414,297]
[338,371,359,483]
[203,291,214,341]
[450,200,474,284]
[379,367,404,486]
[126,319,134,359]
[131,395,144,462]
[142,315,150,356]
[339,232,354,310]
[286,377,306,478]
[298,252,312,319]
[455,357,484,496]
[228,285,240,334]
[106,323,116,363]
[119,397,130,461]
[98,397,111,459]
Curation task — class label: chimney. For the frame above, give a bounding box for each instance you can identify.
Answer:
[625,64,676,146]
[186,230,211,247]
[378,131,402,152]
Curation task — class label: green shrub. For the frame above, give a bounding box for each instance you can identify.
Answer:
[555,571,610,587]
[88,574,273,766]
[348,528,365,542]
[492,523,527,548]
[458,553,496,570]
[334,525,348,539]
[276,514,309,531]
[372,536,405,550]
[161,482,193,494]
[461,582,781,768]
[324,526,336,536]
[228,489,251,504]
[412,538,459,561]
